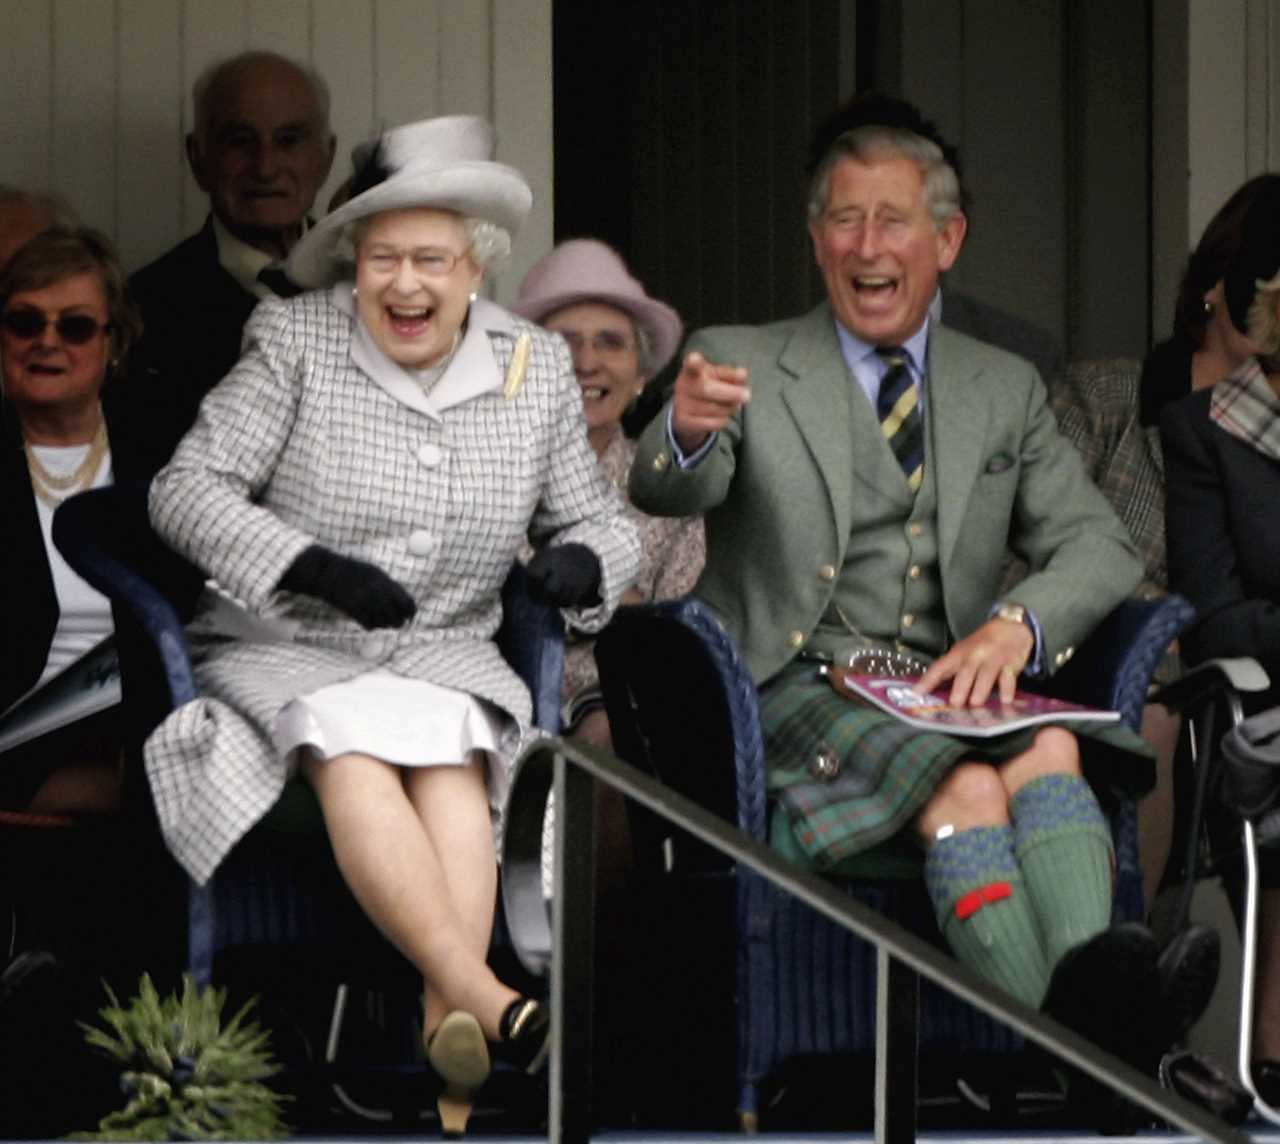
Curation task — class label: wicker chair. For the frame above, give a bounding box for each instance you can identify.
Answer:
[595,592,1196,1128]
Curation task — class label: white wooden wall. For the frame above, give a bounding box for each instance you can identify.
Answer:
[0,0,552,302]
[1180,0,1280,253]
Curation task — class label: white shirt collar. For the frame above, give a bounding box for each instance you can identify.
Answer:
[834,316,931,379]
[210,215,277,300]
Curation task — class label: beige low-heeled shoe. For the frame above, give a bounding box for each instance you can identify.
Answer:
[426,1010,491,1139]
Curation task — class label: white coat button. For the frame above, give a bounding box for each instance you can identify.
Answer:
[908,564,922,580]
[653,451,671,472]
[909,523,924,538]
[818,564,836,582]
[902,613,915,628]
[787,630,805,649]
[407,530,435,556]
[360,635,384,660]
[417,443,443,467]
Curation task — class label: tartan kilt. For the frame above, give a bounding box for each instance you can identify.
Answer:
[760,661,1153,871]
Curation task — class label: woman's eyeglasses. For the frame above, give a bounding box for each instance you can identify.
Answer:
[1,308,110,346]
[360,246,467,278]
[556,330,635,356]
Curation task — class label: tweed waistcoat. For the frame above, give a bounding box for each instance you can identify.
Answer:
[807,417,946,662]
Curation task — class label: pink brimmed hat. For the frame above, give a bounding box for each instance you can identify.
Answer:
[512,239,683,374]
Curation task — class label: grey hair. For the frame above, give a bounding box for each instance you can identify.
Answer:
[332,212,512,274]
[631,316,658,378]
[0,185,77,228]
[191,50,331,149]
[462,217,512,271]
[1247,268,1280,356]
[807,125,962,231]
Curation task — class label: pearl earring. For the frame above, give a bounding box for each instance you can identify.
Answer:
[469,291,478,303]
[352,286,359,301]
[1203,298,1214,315]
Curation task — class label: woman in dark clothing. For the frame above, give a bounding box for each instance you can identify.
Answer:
[1048,175,1280,916]
[1163,177,1280,1103]
[0,226,152,813]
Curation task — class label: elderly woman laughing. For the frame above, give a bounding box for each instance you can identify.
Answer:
[144,117,640,1134]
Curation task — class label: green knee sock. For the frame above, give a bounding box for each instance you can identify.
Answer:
[1011,773,1114,969]
[924,825,1050,1008]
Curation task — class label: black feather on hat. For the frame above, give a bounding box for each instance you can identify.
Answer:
[347,138,391,200]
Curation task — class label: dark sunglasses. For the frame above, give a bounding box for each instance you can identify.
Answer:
[1,307,110,345]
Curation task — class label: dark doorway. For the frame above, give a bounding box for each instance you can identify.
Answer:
[552,0,1152,368]
[552,0,856,337]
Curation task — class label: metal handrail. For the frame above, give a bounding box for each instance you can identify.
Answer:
[501,736,1246,1144]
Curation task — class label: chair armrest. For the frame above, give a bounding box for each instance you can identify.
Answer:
[1046,595,1197,730]
[596,596,768,841]
[1151,657,1272,713]
[53,485,200,708]
[498,562,566,734]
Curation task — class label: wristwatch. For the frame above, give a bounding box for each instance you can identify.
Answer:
[994,602,1029,626]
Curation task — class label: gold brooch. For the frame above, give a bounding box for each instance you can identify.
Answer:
[503,333,531,400]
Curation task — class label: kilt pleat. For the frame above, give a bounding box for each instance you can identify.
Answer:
[760,662,1151,871]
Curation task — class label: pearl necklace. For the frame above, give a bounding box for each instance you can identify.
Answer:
[25,418,109,508]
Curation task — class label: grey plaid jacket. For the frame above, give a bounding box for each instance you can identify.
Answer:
[145,289,640,883]
[1048,358,1166,596]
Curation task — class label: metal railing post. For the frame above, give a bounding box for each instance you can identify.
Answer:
[550,750,596,1144]
[503,738,1246,1144]
[874,948,919,1143]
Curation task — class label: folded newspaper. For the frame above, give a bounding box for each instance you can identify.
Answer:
[0,636,121,755]
[832,672,1120,738]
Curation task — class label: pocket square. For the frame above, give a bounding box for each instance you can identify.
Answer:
[984,451,1015,474]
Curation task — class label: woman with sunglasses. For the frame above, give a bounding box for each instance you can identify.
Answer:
[0,225,148,814]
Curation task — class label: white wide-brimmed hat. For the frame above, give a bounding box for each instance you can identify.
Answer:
[287,115,533,288]
[511,238,683,375]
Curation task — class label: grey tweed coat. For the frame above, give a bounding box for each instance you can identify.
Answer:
[146,288,641,883]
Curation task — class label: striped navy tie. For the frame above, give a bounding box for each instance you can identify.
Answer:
[875,346,924,492]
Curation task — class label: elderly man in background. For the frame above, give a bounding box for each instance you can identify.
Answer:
[629,93,1215,1116]
[128,50,335,458]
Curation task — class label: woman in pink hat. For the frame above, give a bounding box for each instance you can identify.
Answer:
[515,239,705,748]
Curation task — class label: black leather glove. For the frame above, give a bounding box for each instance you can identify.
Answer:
[278,545,417,630]
[526,543,602,607]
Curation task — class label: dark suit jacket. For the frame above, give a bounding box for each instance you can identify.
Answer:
[1,387,200,733]
[127,217,259,464]
[1162,387,1280,705]
[940,286,1064,386]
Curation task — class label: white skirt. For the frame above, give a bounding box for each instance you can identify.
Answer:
[273,669,506,783]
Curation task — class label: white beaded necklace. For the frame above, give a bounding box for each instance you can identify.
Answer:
[25,416,108,507]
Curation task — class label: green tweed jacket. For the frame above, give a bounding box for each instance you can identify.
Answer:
[630,303,1143,689]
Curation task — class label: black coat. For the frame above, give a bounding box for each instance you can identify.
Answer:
[1,385,200,732]
[1161,386,1280,706]
[127,217,259,465]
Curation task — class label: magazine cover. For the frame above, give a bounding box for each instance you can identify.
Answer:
[0,636,121,755]
[832,672,1120,738]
